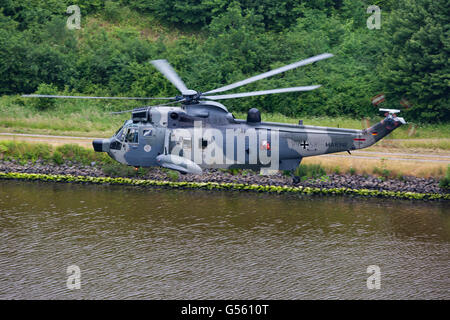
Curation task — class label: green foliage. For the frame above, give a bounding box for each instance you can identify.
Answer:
[373,166,391,178]
[227,168,242,175]
[382,0,449,123]
[52,151,64,164]
[0,0,447,123]
[102,163,143,177]
[163,168,180,181]
[295,164,326,180]
[0,140,113,165]
[104,0,122,22]
[0,141,52,161]
[349,167,356,175]
[55,143,107,165]
[32,83,59,110]
[439,165,450,190]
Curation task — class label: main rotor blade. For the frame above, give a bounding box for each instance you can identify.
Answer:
[204,53,333,95]
[111,109,135,115]
[22,94,175,100]
[110,99,186,114]
[202,85,321,100]
[150,59,190,95]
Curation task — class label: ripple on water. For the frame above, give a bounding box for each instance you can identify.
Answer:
[0,180,448,299]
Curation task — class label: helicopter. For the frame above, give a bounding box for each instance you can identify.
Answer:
[23,53,406,183]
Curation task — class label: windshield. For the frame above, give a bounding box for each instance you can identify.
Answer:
[114,126,123,137]
[114,120,129,138]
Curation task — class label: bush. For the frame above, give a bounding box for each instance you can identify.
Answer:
[32,83,59,110]
[373,166,391,178]
[102,163,140,177]
[164,169,180,181]
[0,141,52,161]
[56,144,96,164]
[0,141,113,165]
[104,0,121,22]
[295,164,326,180]
[439,165,450,190]
[52,151,64,165]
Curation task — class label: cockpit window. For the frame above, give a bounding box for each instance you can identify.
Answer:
[118,128,127,142]
[115,127,123,138]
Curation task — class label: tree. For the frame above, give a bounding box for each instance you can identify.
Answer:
[382,0,450,122]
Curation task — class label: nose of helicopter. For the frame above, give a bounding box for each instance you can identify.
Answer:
[92,139,110,152]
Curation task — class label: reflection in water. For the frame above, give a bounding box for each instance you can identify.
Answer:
[0,180,448,299]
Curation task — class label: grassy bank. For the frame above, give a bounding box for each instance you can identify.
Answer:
[0,140,113,165]
[1,140,448,180]
[1,95,449,143]
[302,156,449,179]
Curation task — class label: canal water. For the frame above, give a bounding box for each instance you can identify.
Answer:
[0,180,448,299]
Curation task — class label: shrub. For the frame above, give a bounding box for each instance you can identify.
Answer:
[56,144,96,164]
[32,83,59,110]
[164,169,180,182]
[382,169,391,178]
[102,163,140,177]
[52,151,64,165]
[227,168,242,176]
[439,165,450,190]
[104,0,121,22]
[0,141,52,161]
[295,164,326,180]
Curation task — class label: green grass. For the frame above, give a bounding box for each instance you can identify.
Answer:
[86,5,206,43]
[439,165,450,190]
[293,163,327,181]
[0,95,130,137]
[102,162,149,177]
[1,95,449,140]
[0,140,113,165]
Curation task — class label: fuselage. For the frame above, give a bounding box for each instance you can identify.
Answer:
[93,101,405,174]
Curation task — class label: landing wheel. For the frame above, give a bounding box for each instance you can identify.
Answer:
[292,176,300,184]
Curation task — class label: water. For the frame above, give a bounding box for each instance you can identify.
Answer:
[0,180,448,299]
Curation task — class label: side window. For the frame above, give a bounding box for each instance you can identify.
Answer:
[125,128,139,143]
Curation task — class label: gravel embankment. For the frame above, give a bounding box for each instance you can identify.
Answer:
[0,159,447,194]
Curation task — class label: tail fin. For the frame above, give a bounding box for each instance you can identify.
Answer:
[354,109,406,149]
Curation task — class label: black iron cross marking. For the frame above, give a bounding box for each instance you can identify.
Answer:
[300,141,309,149]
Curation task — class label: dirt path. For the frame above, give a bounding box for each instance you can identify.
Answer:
[0,132,101,148]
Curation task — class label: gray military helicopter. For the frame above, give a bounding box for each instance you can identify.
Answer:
[24,53,406,183]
